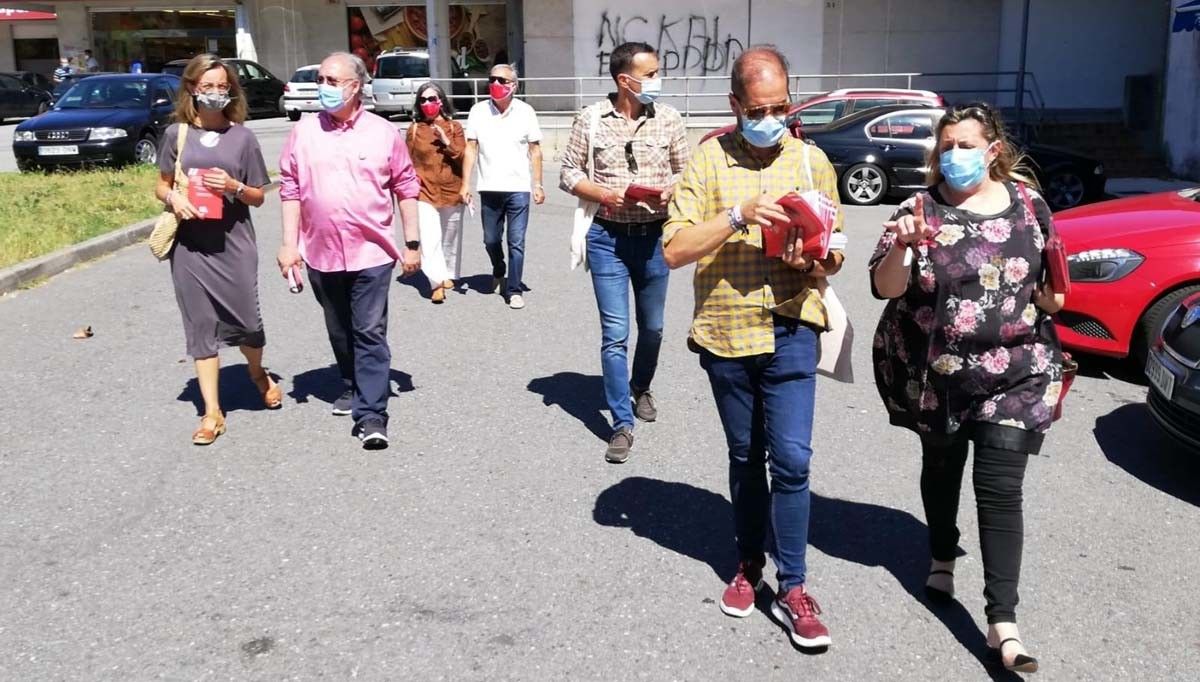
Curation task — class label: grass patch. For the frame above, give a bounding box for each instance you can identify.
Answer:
[0,165,162,269]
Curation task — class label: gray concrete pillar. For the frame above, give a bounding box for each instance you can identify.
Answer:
[427,0,452,80]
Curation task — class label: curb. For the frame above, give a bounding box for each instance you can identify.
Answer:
[0,181,279,296]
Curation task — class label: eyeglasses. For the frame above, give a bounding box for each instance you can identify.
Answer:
[488,76,514,85]
[315,76,352,87]
[196,83,231,94]
[739,100,791,121]
[417,95,441,103]
[624,140,638,175]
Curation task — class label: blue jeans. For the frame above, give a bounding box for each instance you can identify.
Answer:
[700,317,818,593]
[587,222,669,432]
[480,191,530,296]
[307,262,394,425]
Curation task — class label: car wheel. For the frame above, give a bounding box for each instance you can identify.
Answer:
[287,110,301,122]
[134,135,158,165]
[840,163,889,206]
[1044,168,1086,210]
[1133,285,1200,368]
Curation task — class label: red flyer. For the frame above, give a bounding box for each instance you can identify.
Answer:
[187,168,224,220]
[624,183,665,204]
[762,190,838,259]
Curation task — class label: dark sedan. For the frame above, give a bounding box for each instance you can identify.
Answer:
[1146,291,1200,451]
[794,105,1107,209]
[0,71,54,121]
[163,58,284,118]
[13,74,181,171]
[51,72,118,105]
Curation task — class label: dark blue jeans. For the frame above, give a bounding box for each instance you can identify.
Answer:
[700,317,818,593]
[480,191,530,296]
[586,222,669,432]
[307,262,394,425]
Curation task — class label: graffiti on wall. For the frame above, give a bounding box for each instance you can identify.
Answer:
[594,11,745,76]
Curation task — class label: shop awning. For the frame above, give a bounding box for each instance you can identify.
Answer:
[0,8,56,20]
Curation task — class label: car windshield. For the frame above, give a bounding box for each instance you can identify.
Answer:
[56,80,149,109]
[291,69,317,83]
[375,56,428,79]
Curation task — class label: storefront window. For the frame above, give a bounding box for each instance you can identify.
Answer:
[91,10,236,73]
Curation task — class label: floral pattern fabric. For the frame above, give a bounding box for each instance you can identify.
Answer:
[868,182,1064,450]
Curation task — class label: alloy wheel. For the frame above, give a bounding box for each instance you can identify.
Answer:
[848,166,884,204]
[135,138,157,165]
[1047,171,1085,210]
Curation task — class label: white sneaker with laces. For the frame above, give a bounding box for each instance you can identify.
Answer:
[509,294,525,309]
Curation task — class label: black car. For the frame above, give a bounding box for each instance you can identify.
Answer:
[13,74,181,171]
[163,58,284,118]
[796,104,1107,209]
[0,71,54,121]
[1145,290,1200,451]
[51,72,118,105]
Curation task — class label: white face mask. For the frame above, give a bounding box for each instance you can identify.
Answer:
[629,76,662,105]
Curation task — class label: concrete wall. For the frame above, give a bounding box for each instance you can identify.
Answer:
[53,2,90,62]
[1163,8,1200,180]
[0,24,14,71]
[997,0,1170,110]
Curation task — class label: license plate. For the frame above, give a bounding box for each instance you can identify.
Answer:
[1146,353,1176,400]
[39,145,78,156]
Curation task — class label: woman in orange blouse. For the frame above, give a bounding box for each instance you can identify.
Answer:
[406,82,467,304]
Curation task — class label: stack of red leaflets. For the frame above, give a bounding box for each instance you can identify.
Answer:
[187,168,224,220]
[762,190,838,259]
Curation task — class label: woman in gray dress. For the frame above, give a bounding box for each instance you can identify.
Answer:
[153,54,277,445]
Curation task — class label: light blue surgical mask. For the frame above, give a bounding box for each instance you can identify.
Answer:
[318,83,346,113]
[740,115,786,148]
[939,146,993,191]
[633,77,662,105]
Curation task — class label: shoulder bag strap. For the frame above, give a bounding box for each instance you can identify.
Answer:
[585,105,602,184]
[802,142,814,189]
[174,124,188,187]
[1017,182,1053,241]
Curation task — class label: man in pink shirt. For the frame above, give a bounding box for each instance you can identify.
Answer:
[276,52,420,450]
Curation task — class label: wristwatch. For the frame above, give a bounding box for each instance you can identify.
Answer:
[404,240,421,250]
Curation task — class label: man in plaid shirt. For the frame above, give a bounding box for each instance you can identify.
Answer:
[560,42,689,464]
[663,45,845,650]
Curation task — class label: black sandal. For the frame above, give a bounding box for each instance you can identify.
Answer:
[990,637,1039,674]
[924,568,955,604]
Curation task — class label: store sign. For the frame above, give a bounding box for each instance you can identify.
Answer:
[347,5,507,76]
[1174,0,1200,32]
[0,8,58,21]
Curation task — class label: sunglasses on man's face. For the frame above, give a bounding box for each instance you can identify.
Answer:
[488,76,514,85]
[739,100,791,121]
[315,76,352,87]
[418,95,440,103]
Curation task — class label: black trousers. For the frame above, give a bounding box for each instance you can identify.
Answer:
[920,434,1030,624]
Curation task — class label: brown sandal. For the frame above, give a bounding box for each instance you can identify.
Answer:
[249,368,283,409]
[192,414,226,446]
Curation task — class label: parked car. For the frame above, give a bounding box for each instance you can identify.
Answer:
[1052,187,1200,367]
[371,48,429,118]
[281,64,374,121]
[13,71,54,94]
[163,58,284,118]
[762,104,1105,209]
[12,74,181,171]
[1145,291,1200,451]
[700,88,945,144]
[0,71,54,121]
[51,72,118,105]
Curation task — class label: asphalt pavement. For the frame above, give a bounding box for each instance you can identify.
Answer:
[0,172,1197,680]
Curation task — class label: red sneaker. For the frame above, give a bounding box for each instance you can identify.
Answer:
[719,560,765,617]
[771,585,831,648]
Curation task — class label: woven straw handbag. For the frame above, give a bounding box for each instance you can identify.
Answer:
[148,124,189,260]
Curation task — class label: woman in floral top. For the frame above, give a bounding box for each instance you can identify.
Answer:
[868,103,1065,674]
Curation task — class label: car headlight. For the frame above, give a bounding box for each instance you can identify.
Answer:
[1067,248,1144,282]
[13,131,36,142]
[1094,164,1105,176]
[90,127,128,141]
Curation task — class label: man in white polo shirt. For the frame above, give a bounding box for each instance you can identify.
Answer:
[460,63,545,310]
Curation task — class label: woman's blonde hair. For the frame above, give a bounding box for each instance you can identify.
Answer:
[173,54,248,126]
[927,102,1037,188]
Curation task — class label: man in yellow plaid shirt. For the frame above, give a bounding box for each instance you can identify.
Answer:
[663,45,845,651]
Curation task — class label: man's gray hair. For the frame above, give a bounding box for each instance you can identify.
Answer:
[326,51,370,85]
[491,63,519,81]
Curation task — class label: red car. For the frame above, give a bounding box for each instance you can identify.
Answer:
[1053,188,1200,365]
[699,88,945,144]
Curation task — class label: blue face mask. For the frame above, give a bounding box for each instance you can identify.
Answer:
[940,146,992,191]
[318,84,346,113]
[741,115,786,148]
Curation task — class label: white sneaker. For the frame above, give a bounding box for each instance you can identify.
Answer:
[508,294,525,309]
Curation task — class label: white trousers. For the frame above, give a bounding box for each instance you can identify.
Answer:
[417,201,466,285]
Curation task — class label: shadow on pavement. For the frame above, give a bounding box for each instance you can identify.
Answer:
[527,372,611,441]
[289,364,414,407]
[1075,353,1148,387]
[176,364,276,415]
[1094,403,1199,506]
[593,476,1019,678]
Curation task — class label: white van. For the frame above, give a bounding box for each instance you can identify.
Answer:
[281,64,375,121]
[371,49,430,118]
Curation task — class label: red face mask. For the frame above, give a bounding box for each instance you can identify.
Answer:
[489,82,514,101]
[420,100,442,119]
